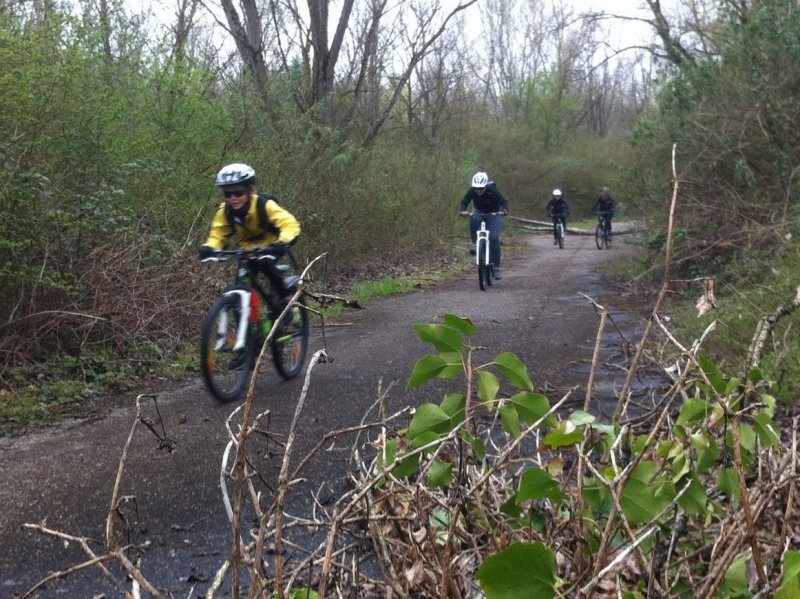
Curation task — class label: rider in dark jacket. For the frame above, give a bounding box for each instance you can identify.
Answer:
[545,189,570,244]
[591,186,617,233]
[459,171,509,278]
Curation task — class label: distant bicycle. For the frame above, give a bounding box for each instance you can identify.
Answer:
[199,245,309,403]
[554,216,566,249]
[593,211,613,250]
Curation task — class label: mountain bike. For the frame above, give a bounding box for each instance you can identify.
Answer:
[199,246,309,403]
[465,211,503,291]
[594,212,613,250]
[554,215,567,249]
[476,220,494,290]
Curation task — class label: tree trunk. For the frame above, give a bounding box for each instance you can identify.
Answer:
[307,0,356,113]
[219,0,271,110]
[645,0,696,68]
[172,0,199,64]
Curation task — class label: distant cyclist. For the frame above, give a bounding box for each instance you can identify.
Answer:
[545,189,570,245]
[459,172,509,279]
[591,186,617,234]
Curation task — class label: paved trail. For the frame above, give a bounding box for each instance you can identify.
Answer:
[0,230,642,597]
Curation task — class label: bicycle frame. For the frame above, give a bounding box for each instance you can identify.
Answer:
[593,211,613,230]
[206,251,287,350]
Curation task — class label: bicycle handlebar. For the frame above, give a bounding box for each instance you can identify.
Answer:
[200,245,284,263]
[461,211,506,216]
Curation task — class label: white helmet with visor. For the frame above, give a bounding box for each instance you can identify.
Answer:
[471,172,489,188]
[215,163,256,187]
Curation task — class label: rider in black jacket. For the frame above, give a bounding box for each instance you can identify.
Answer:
[591,186,617,233]
[459,172,509,279]
[545,189,570,244]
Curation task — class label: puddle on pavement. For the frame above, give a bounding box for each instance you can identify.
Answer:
[557,284,669,422]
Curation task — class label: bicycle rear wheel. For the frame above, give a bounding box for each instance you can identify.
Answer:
[595,224,604,249]
[272,297,310,379]
[200,294,254,403]
[558,222,564,249]
[477,239,488,291]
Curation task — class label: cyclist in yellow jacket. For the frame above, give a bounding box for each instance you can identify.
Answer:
[199,163,301,299]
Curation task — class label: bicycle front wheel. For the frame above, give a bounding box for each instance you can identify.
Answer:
[558,223,564,249]
[477,240,488,291]
[200,294,254,403]
[272,296,310,379]
[595,224,604,250]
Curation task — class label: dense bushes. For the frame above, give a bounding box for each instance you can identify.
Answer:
[0,9,473,381]
[629,1,800,277]
[622,1,800,398]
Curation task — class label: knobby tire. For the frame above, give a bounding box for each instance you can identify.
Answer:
[200,294,254,403]
[272,296,310,379]
[558,222,564,249]
[595,224,604,250]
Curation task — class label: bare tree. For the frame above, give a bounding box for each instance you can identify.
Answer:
[212,0,271,107]
[171,0,201,64]
[406,26,469,141]
[361,0,478,146]
[644,0,697,67]
[334,0,395,127]
[479,0,550,115]
[306,0,355,108]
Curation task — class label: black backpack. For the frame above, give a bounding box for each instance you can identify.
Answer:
[225,192,281,239]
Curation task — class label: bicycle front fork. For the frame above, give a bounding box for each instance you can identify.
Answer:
[220,289,254,351]
[476,230,491,265]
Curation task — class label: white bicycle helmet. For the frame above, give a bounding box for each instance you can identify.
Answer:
[215,163,256,187]
[552,189,562,197]
[471,172,489,188]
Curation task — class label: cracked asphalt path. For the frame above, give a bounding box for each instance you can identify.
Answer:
[0,228,642,597]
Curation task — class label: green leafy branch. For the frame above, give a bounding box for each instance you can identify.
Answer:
[359,312,799,599]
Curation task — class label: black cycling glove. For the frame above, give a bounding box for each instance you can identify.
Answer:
[199,245,217,260]
[269,242,288,257]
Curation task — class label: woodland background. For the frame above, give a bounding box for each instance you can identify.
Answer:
[1,0,799,410]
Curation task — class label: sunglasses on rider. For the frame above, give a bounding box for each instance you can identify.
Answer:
[223,188,249,199]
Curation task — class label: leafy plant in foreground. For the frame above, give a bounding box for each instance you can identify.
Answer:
[364,313,796,598]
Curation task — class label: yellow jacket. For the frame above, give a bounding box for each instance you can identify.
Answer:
[204,193,301,250]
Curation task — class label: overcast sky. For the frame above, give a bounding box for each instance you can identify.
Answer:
[140,0,659,38]
[136,0,661,57]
